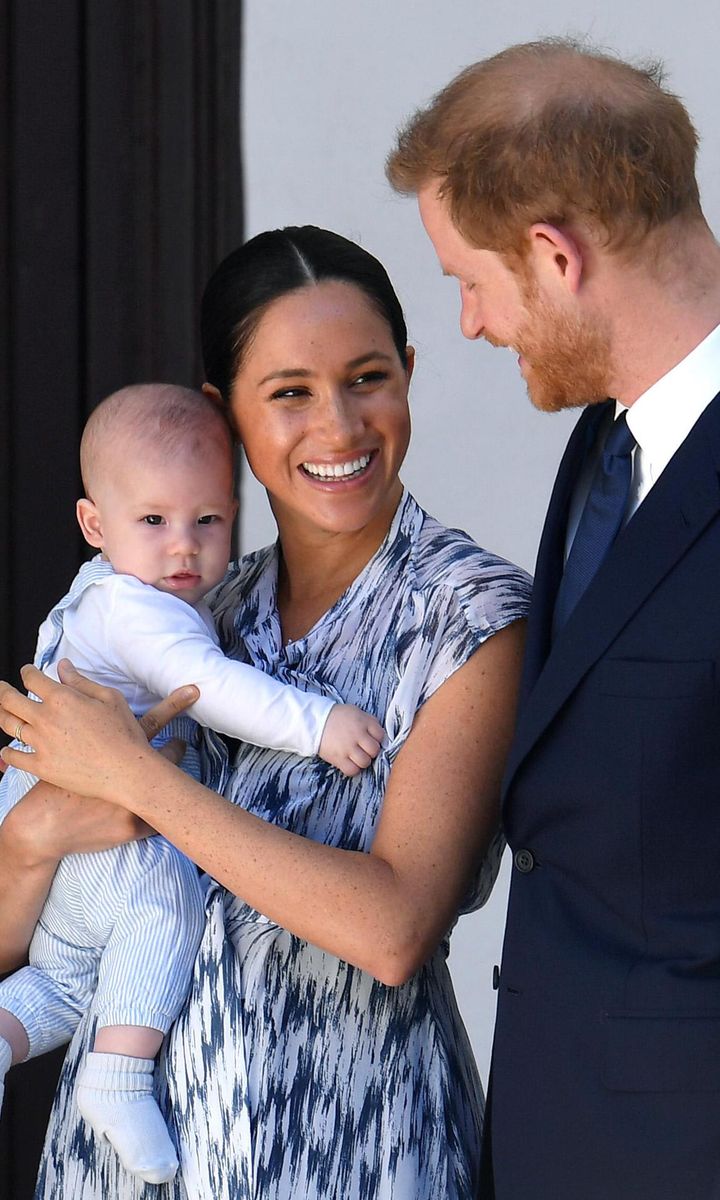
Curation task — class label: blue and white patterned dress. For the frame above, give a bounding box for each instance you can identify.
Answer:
[35,492,531,1200]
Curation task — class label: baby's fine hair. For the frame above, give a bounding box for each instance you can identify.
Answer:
[80,383,233,496]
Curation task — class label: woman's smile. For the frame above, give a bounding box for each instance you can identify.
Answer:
[300,449,376,483]
[228,280,412,538]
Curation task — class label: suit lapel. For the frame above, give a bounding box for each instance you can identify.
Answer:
[519,402,611,704]
[505,390,720,793]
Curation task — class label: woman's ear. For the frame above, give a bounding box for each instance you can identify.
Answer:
[527,223,584,295]
[76,498,104,549]
[405,345,416,384]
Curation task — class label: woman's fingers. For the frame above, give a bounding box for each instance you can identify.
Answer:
[42,659,114,700]
[0,680,41,733]
[0,662,119,732]
[55,659,198,741]
[0,662,142,795]
[139,686,200,741]
[0,660,198,796]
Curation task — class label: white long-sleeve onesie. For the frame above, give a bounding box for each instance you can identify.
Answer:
[49,568,334,754]
[0,556,334,1058]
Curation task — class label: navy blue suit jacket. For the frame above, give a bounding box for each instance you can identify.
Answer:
[484,393,720,1199]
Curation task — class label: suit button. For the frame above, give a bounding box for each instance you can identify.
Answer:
[514,848,535,874]
[492,965,500,990]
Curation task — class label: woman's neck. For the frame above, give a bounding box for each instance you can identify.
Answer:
[275,490,402,643]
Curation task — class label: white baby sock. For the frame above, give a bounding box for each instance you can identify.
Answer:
[76,1051,178,1185]
[0,1037,12,1114]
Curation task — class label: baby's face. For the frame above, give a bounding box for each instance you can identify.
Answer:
[90,440,237,606]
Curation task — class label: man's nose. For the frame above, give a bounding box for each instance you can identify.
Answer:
[459,286,485,340]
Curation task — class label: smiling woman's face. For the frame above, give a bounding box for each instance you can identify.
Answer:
[228,280,413,541]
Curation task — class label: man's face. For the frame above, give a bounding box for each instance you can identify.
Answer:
[417,185,613,412]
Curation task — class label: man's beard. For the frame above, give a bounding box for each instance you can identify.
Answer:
[489,285,615,413]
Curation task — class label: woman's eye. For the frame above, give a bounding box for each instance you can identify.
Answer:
[142,514,164,526]
[351,370,388,388]
[270,386,310,401]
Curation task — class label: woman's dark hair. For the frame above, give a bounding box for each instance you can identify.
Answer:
[201,226,408,401]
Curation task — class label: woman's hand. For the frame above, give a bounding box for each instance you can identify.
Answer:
[0,665,199,972]
[2,781,154,868]
[0,661,199,804]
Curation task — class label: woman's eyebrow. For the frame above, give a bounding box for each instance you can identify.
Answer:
[258,352,395,387]
[345,352,395,369]
[258,367,313,386]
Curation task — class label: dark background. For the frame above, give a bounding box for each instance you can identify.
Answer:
[0,2,243,1194]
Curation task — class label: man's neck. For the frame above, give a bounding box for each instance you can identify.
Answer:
[601,226,720,405]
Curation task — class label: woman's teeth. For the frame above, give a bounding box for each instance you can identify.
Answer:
[302,453,371,479]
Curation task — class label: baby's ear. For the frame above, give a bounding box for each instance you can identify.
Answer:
[76,498,104,549]
[201,382,223,407]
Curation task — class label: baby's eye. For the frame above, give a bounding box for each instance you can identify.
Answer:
[197,514,220,525]
[142,515,164,526]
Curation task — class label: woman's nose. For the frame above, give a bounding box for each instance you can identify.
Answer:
[320,391,364,441]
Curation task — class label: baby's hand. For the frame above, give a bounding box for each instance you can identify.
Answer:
[319,704,385,777]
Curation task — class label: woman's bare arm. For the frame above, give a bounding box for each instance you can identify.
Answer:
[0,686,197,973]
[0,628,523,985]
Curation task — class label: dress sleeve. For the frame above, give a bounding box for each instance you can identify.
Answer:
[94,577,335,757]
[418,558,532,709]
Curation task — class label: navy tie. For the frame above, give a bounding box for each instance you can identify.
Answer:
[553,410,636,636]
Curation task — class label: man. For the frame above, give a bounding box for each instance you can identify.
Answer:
[387,38,720,1200]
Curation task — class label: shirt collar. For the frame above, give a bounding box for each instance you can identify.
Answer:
[618,322,720,478]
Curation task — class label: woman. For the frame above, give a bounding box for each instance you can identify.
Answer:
[0,227,530,1199]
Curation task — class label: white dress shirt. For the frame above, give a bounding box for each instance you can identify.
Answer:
[565,322,720,557]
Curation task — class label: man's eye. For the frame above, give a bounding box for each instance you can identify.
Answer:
[142,515,164,526]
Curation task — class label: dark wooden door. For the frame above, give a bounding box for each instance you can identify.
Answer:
[0,3,242,1193]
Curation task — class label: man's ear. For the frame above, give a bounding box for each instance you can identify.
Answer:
[76,498,104,549]
[527,222,584,295]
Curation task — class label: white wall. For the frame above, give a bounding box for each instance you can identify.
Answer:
[242,2,720,1083]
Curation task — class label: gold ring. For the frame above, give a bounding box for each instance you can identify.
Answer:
[14,720,26,744]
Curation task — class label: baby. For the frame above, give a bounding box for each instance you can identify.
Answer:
[0,383,383,1184]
